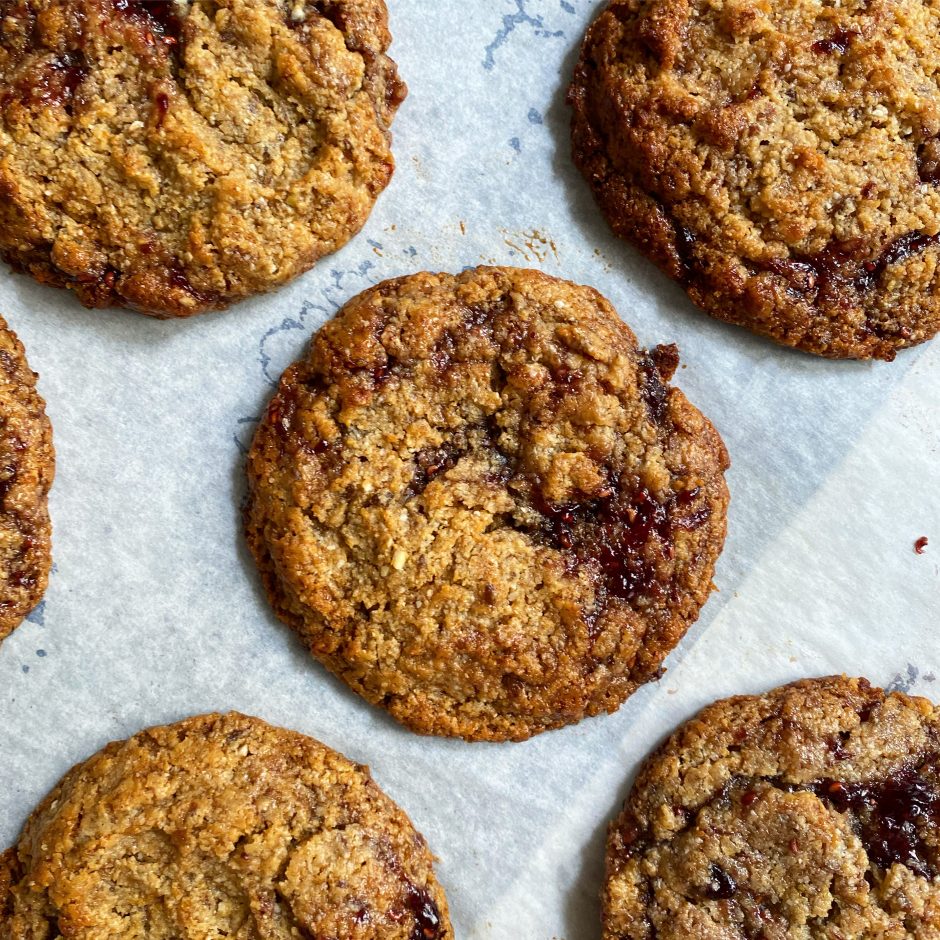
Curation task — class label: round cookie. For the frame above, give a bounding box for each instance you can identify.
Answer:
[245,266,730,741]
[569,0,940,360]
[0,0,406,317]
[0,316,53,645]
[1,712,452,939]
[603,676,940,939]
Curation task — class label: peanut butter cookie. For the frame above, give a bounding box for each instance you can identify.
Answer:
[1,712,452,939]
[0,316,52,645]
[0,0,405,317]
[245,267,730,741]
[570,0,940,360]
[604,676,940,938]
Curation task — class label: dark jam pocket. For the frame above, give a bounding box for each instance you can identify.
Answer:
[3,51,88,109]
[811,765,940,877]
[531,480,710,603]
[704,863,737,900]
[811,28,859,55]
[918,139,940,185]
[764,230,940,300]
[111,0,184,43]
[405,443,463,499]
[402,882,442,940]
[640,343,679,424]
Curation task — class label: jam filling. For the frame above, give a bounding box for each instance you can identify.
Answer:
[531,480,709,603]
[397,424,709,606]
[620,756,939,911]
[267,384,319,458]
[919,140,940,185]
[811,28,858,55]
[405,443,463,498]
[810,765,940,876]
[111,0,183,44]
[673,224,699,285]
[38,51,86,104]
[705,863,737,900]
[288,1,345,32]
[427,305,495,376]
[153,91,170,126]
[3,50,87,108]
[671,202,939,323]
[640,344,679,424]
[403,882,442,940]
[0,457,18,504]
[764,229,940,301]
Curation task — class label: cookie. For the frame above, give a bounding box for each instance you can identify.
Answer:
[1,712,452,939]
[0,0,405,317]
[569,0,940,360]
[603,676,940,938]
[245,266,729,741]
[0,316,52,645]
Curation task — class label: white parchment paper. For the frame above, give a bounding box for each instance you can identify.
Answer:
[1,2,938,936]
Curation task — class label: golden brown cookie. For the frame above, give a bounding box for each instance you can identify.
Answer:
[0,316,52,645]
[603,676,940,939]
[245,266,730,741]
[1,712,452,939]
[569,0,940,360]
[0,0,405,317]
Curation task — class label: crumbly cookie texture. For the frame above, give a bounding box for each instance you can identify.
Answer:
[245,266,730,742]
[0,316,52,644]
[603,676,940,939]
[1,712,452,940]
[0,0,405,317]
[569,0,940,360]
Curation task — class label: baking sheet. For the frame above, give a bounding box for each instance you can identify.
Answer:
[1,2,938,936]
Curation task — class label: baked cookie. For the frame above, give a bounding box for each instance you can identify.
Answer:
[603,676,940,939]
[569,0,940,360]
[0,316,52,645]
[0,0,405,317]
[1,712,452,939]
[245,266,729,741]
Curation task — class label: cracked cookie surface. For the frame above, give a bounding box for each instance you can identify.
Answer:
[0,0,405,317]
[245,266,730,741]
[603,676,940,939]
[0,712,452,940]
[570,0,940,360]
[0,316,52,645]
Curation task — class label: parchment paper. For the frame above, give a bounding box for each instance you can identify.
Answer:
[1,2,938,937]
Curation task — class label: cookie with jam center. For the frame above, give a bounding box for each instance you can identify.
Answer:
[569,0,940,360]
[245,266,730,741]
[1,712,452,939]
[603,676,940,938]
[0,315,53,645]
[0,0,406,317]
